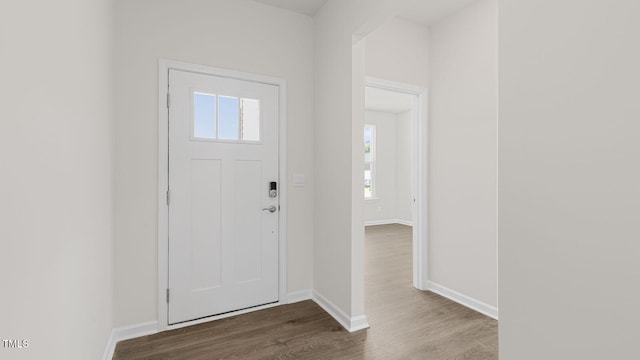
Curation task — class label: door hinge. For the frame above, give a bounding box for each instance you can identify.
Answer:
[166,189,170,206]
[166,288,170,303]
[167,93,171,109]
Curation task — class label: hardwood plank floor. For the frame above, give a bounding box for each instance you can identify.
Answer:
[113,224,497,359]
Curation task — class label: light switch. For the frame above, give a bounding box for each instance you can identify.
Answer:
[293,173,305,187]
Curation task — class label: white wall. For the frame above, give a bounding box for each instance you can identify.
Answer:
[364,110,412,225]
[314,0,357,317]
[0,0,115,358]
[365,18,429,88]
[499,0,640,358]
[114,0,314,327]
[428,0,498,308]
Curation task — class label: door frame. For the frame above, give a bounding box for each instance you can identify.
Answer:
[364,77,428,290]
[157,59,288,331]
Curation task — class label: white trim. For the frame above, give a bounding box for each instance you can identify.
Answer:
[102,321,158,360]
[364,77,428,291]
[364,219,413,227]
[157,59,288,331]
[312,291,370,332]
[427,281,499,320]
[158,60,170,331]
[101,290,363,360]
[348,315,370,332]
[101,331,115,360]
[286,289,313,304]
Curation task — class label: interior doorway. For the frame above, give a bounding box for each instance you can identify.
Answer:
[364,78,428,290]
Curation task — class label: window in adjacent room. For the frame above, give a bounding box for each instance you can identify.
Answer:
[364,124,376,199]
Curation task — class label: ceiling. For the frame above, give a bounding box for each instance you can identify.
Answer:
[253,0,328,16]
[365,87,414,114]
[253,0,476,26]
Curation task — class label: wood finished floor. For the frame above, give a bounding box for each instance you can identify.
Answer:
[113,224,498,359]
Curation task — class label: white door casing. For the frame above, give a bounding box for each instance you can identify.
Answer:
[161,64,285,326]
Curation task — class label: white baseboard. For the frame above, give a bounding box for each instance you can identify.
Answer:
[312,290,369,332]
[365,219,413,227]
[286,289,313,304]
[427,281,498,320]
[102,291,371,359]
[394,219,413,226]
[102,331,116,360]
[348,314,370,332]
[102,321,158,360]
[103,290,312,360]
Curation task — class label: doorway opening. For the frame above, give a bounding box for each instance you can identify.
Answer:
[364,78,428,291]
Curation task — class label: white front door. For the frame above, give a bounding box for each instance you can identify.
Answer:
[168,69,279,325]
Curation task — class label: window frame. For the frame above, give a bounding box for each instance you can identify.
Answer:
[190,89,263,144]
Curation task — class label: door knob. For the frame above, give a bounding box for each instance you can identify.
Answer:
[262,206,277,213]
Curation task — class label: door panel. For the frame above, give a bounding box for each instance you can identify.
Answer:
[189,159,222,292]
[233,160,263,283]
[168,69,279,325]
